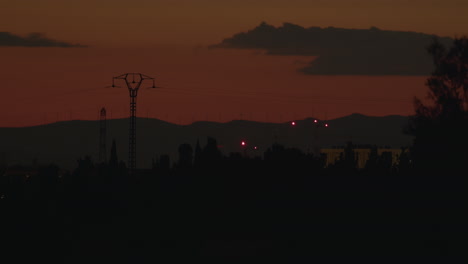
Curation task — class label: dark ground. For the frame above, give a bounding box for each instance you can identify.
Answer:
[1,168,465,263]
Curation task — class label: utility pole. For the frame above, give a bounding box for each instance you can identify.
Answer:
[99,107,107,164]
[111,73,157,175]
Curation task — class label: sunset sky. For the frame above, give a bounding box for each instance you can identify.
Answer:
[2,0,468,127]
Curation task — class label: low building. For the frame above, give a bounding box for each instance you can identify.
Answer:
[320,148,405,169]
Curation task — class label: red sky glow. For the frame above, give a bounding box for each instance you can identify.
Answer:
[1,0,466,127]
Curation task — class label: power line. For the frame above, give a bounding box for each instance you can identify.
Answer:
[111,73,158,175]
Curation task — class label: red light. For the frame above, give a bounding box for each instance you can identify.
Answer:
[291,121,296,126]
[324,123,329,127]
[241,141,246,146]
[314,119,318,123]
[254,146,258,150]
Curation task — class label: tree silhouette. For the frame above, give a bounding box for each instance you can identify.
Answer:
[332,141,357,173]
[364,145,379,172]
[397,147,412,175]
[193,139,202,168]
[407,37,468,173]
[177,143,193,169]
[197,137,223,170]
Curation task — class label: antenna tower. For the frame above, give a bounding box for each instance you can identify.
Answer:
[99,107,107,163]
[111,73,157,174]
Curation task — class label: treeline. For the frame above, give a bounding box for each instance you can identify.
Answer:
[0,136,464,262]
[150,138,412,177]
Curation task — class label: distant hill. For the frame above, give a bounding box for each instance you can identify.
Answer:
[0,113,413,170]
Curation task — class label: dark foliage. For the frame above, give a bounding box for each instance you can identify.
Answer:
[406,37,468,174]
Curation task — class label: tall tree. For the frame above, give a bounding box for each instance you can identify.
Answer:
[407,37,468,172]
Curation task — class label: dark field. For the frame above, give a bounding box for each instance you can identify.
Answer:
[1,167,465,264]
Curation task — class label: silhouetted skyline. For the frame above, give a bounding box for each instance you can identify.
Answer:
[0,114,413,170]
[1,3,467,259]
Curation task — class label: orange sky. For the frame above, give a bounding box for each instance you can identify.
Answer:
[1,46,427,127]
[1,0,467,127]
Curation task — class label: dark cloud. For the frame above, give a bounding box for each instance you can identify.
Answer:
[210,22,454,75]
[0,32,86,47]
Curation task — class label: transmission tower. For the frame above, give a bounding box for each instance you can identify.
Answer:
[99,107,107,163]
[111,73,157,174]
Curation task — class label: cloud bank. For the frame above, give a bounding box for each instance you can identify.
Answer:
[211,22,454,75]
[0,32,85,47]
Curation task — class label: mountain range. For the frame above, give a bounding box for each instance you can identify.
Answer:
[0,113,414,170]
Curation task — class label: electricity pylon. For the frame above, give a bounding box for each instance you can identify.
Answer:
[111,73,157,175]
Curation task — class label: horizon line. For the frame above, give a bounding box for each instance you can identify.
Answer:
[0,112,413,129]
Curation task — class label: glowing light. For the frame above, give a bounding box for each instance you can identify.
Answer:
[254,146,258,150]
[314,119,318,123]
[241,141,246,146]
[324,123,329,127]
[291,121,296,126]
